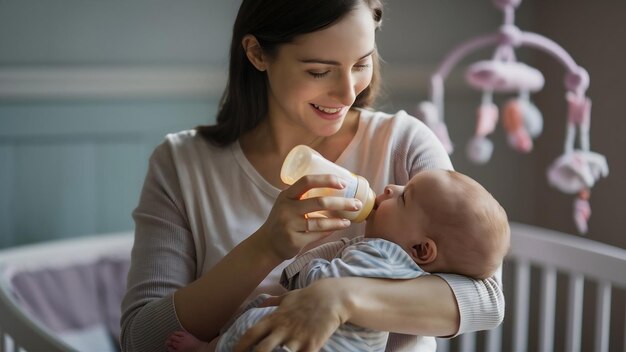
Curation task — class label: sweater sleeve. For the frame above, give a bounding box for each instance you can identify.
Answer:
[120,141,196,352]
[436,269,505,336]
[390,110,454,186]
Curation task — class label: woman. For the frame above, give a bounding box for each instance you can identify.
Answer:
[120,1,504,351]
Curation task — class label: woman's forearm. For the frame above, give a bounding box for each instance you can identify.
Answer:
[337,276,460,337]
[174,229,284,341]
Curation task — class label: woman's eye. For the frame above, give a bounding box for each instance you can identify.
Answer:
[309,71,330,78]
[353,64,370,72]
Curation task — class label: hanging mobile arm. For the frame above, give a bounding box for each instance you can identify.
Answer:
[426,25,591,135]
[418,0,608,234]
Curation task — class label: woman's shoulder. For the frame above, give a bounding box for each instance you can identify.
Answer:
[359,108,429,131]
[353,108,452,177]
[357,108,435,143]
[165,129,205,148]
[148,129,232,168]
[163,129,228,154]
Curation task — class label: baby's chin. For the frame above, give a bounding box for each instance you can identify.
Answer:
[363,219,379,239]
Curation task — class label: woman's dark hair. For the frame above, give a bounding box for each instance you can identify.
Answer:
[197,0,384,146]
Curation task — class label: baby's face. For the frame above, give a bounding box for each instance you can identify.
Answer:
[364,174,429,255]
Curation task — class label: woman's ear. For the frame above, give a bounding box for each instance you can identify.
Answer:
[411,239,438,265]
[242,35,267,72]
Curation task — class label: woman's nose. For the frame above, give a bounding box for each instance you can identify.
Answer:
[330,72,356,106]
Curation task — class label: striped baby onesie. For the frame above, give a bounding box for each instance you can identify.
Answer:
[216,237,427,351]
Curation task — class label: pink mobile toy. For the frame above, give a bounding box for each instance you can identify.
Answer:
[417,0,608,234]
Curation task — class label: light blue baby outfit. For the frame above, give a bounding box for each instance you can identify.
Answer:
[216,237,427,352]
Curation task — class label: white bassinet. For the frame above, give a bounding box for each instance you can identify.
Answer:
[0,224,624,352]
[0,232,133,352]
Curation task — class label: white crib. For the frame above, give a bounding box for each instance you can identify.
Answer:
[438,223,626,352]
[0,232,133,352]
[1,223,625,352]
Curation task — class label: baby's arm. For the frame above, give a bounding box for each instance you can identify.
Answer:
[289,239,425,289]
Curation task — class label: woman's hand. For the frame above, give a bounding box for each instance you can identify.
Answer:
[259,174,361,260]
[233,278,352,352]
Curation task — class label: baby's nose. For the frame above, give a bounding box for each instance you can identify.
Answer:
[376,185,400,205]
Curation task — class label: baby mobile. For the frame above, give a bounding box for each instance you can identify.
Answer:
[416,0,609,234]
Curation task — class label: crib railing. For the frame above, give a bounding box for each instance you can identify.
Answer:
[1,224,625,352]
[437,222,626,352]
[0,288,69,352]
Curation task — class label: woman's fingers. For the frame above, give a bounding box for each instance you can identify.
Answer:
[282,174,345,200]
[303,217,350,233]
[283,175,363,215]
[234,281,344,352]
[233,320,306,352]
[261,174,360,260]
[252,331,292,352]
[233,320,272,352]
[299,196,362,215]
[258,295,283,307]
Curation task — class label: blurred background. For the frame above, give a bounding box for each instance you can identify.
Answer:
[0,1,624,351]
[1,0,623,249]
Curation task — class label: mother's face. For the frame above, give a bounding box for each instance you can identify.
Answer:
[262,4,377,137]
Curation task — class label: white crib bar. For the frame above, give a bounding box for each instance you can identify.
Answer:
[459,331,475,352]
[2,335,11,352]
[594,281,611,352]
[486,324,502,352]
[565,273,584,352]
[485,325,502,352]
[436,337,449,352]
[513,260,530,352]
[538,267,556,352]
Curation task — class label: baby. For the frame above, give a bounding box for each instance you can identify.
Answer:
[167,169,510,352]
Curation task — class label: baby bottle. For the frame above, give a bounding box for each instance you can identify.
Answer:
[280,145,375,223]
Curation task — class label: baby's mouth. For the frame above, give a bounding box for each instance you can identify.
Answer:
[365,206,376,221]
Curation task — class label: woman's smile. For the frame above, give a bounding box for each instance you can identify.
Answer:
[310,103,348,120]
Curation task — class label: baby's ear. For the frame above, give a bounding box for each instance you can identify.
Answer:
[411,239,437,265]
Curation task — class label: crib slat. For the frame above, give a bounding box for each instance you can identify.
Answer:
[594,281,611,352]
[436,337,449,352]
[2,335,11,352]
[513,260,530,352]
[538,267,556,352]
[460,332,476,352]
[565,273,584,352]
[485,325,502,352]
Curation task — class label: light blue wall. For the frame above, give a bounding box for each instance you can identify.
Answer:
[0,0,239,65]
[1,0,236,247]
[0,102,215,247]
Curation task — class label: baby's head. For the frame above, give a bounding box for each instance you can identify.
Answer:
[365,169,510,279]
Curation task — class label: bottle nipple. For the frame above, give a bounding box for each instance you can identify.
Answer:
[352,176,376,223]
